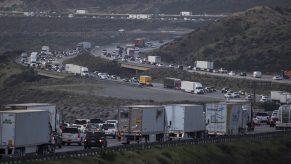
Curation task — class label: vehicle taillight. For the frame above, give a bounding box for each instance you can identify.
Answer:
[99,139,103,143]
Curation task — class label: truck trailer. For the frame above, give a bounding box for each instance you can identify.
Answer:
[3,103,62,148]
[181,81,204,94]
[164,104,206,140]
[253,71,262,78]
[139,76,153,86]
[65,64,89,77]
[147,56,161,64]
[195,61,214,72]
[205,101,251,136]
[271,91,291,104]
[0,110,54,157]
[163,78,181,89]
[275,105,291,129]
[118,105,166,143]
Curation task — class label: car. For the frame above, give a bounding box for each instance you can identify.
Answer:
[238,90,246,95]
[239,72,247,76]
[122,78,129,82]
[187,66,193,70]
[221,87,229,93]
[204,87,213,93]
[228,71,236,76]
[102,123,117,139]
[84,132,107,149]
[168,64,175,68]
[110,75,118,80]
[157,63,164,67]
[218,68,228,73]
[212,69,218,73]
[62,127,84,146]
[227,90,234,94]
[231,92,240,98]
[255,112,269,123]
[245,94,253,101]
[224,93,233,98]
[272,76,283,80]
[259,96,271,103]
[268,110,279,127]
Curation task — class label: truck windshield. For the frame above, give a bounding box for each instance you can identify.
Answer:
[196,87,203,89]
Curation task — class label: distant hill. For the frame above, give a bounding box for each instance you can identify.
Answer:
[1,0,291,14]
[150,6,291,72]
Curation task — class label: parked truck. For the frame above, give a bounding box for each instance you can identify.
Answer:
[275,105,291,129]
[139,75,153,86]
[163,77,181,89]
[65,64,89,77]
[271,91,291,104]
[118,105,166,143]
[0,110,55,157]
[164,104,206,140]
[253,71,262,78]
[195,61,214,72]
[181,81,204,94]
[147,56,161,65]
[3,103,63,148]
[206,101,251,136]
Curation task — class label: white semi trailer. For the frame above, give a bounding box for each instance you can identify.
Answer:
[65,64,89,76]
[181,81,204,94]
[206,101,251,136]
[164,104,206,140]
[195,61,214,72]
[0,110,54,157]
[118,105,166,143]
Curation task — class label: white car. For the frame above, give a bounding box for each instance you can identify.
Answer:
[255,112,269,123]
[168,64,175,68]
[228,71,236,76]
[231,92,240,98]
[102,123,117,139]
[260,96,271,103]
[272,76,283,80]
[224,93,233,98]
[157,63,164,67]
[62,127,84,146]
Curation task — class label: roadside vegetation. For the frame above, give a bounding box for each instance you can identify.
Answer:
[34,137,291,164]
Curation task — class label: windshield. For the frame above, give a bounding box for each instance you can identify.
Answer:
[256,113,268,116]
[102,124,115,129]
[74,120,87,125]
[90,119,103,123]
[196,87,203,89]
[63,128,79,133]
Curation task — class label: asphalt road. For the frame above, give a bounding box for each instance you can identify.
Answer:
[56,124,278,153]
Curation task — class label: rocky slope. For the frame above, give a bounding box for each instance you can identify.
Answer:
[150,6,291,72]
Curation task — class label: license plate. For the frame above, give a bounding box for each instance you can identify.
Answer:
[91,140,96,143]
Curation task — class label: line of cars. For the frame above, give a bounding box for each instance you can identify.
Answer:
[61,119,118,149]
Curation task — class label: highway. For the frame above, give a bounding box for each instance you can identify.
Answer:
[91,42,291,85]
[55,124,278,153]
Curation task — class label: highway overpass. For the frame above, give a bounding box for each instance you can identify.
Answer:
[36,69,68,79]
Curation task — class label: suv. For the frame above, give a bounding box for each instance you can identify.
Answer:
[102,123,117,139]
[84,132,107,149]
[255,112,269,123]
[62,127,84,146]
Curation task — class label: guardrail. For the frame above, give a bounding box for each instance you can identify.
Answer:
[1,131,290,164]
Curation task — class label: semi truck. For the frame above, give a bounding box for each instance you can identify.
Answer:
[164,104,206,140]
[205,101,251,136]
[271,91,291,104]
[275,105,291,129]
[195,61,214,72]
[253,71,262,78]
[139,76,153,86]
[147,56,161,64]
[0,110,55,157]
[3,103,63,148]
[181,81,204,94]
[118,105,166,143]
[29,52,38,67]
[163,78,181,89]
[65,64,89,77]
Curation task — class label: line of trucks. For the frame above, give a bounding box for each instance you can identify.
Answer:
[0,101,252,157]
[163,77,204,94]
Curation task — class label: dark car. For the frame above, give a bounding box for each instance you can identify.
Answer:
[221,87,229,93]
[84,132,107,149]
[90,118,103,124]
[240,72,247,76]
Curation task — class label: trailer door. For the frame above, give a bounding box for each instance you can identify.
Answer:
[1,113,15,147]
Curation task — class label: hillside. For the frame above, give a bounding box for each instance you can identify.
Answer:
[150,6,291,72]
[1,0,291,14]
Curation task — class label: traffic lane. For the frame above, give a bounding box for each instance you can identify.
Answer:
[55,138,122,153]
